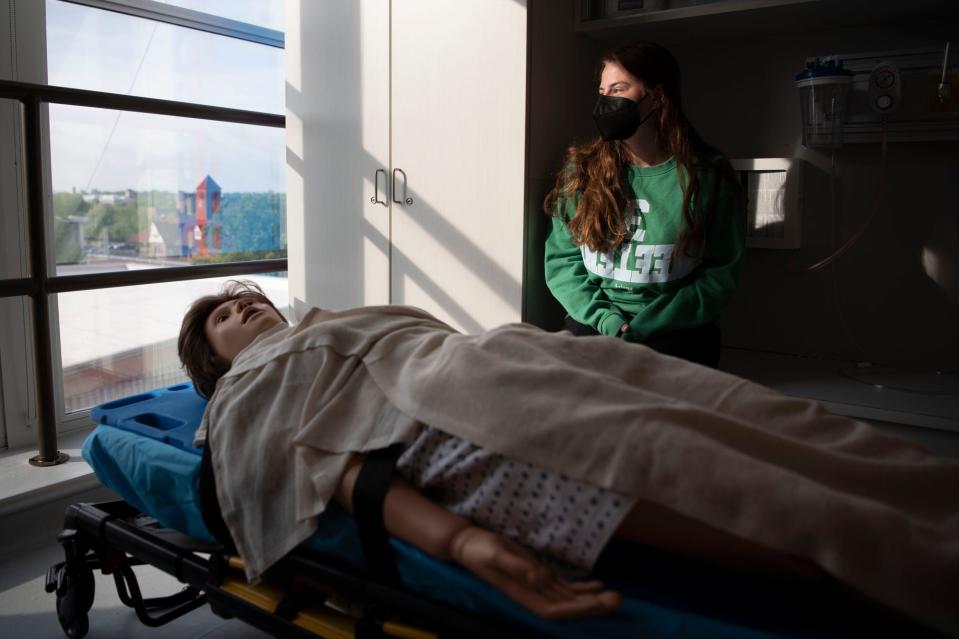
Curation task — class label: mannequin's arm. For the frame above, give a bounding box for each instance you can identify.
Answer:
[335,454,621,619]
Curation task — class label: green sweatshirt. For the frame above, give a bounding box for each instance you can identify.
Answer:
[545,156,745,341]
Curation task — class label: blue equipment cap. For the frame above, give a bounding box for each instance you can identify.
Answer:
[795,57,853,82]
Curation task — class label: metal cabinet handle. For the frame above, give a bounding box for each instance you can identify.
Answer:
[370,168,387,205]
[392,168,413,205]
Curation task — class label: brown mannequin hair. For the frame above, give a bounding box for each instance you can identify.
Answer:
[177,280,284,398]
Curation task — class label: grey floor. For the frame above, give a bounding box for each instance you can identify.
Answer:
[0,539,272,639]
[0,483,270,639]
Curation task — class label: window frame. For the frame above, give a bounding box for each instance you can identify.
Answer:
[0,0,287,456]
[1,0,46,450]
[60,0,284,48]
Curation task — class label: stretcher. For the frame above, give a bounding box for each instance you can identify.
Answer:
[46,383,945,639]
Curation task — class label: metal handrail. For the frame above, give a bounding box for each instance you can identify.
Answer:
[0,259,289,298]
[0,79,284,126]
[0,79,287,466]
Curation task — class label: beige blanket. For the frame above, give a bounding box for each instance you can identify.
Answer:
[200,305,959,636]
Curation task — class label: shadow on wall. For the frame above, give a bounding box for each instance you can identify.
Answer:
[284,0,526,334]
[920,168,959,307]
[675,26,959,369]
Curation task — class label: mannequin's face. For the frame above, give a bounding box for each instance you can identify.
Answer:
[204,296,284,364]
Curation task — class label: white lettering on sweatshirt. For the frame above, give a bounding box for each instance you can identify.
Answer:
[581,199,697,284]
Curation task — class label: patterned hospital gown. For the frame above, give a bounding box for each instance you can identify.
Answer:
[396,426,637,570]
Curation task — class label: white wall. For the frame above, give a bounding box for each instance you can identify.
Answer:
[286,0,528,332]
[285,0,389,319]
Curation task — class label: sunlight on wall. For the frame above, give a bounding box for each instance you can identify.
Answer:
[285,159,304,311]
[285,0,301,93]
[286,109,303,161]
[922,245,959,307]
[363,232,388,305]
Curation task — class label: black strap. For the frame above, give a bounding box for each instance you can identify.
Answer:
[198,443,237,554]
[199,439,404,584]
[353,444,405,585]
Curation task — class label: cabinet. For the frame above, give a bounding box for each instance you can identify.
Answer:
[286,0,527,333]
[574,0,959,46]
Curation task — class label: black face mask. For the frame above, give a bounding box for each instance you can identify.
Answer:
[592,94,655,141]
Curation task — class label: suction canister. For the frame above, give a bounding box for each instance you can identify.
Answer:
[795,57,853,149]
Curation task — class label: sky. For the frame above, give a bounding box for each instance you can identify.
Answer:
[151,0,283,31]
[45,0,285,194]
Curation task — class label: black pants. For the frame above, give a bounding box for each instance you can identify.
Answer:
[562,316,721,368]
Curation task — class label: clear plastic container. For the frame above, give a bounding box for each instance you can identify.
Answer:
[795,58,853,149]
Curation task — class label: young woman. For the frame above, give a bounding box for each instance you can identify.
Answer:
[544,42,746,367]
[178,281,959,635]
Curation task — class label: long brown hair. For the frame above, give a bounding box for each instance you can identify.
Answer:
[177,280,285,398]
[543,42,725,257]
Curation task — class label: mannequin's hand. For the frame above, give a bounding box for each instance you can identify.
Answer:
[449,526,622,619]
[618,322,630,336]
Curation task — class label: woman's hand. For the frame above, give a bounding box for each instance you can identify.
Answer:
[449,525,622,619]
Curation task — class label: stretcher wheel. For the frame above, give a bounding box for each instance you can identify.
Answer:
[77,568,95,613]
[55,568,94,639]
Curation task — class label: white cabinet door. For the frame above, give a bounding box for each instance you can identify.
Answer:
[390,0,527,333]
[286,0,391,315]
[288,0,527,327]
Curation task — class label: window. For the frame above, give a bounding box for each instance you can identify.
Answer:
[45,1,283,112]
[57,275,287,414]
[0,0,287,451]
[48,106,286,274]
[146,1,283,32]
[0,0,42,450]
